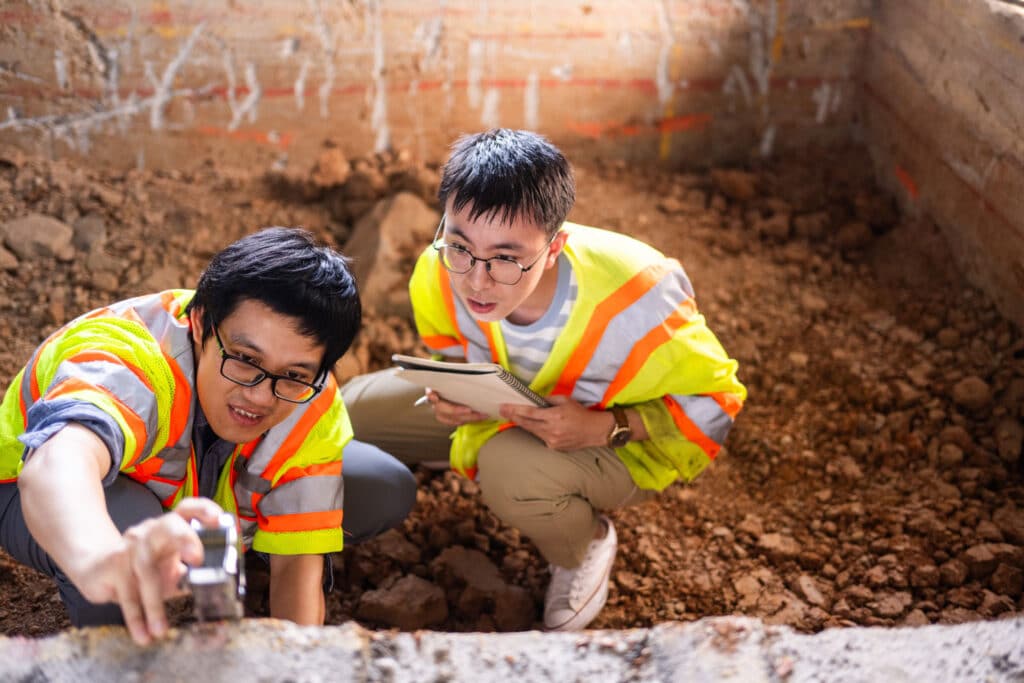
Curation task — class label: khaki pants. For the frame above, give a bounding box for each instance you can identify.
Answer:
[342,368,655,567]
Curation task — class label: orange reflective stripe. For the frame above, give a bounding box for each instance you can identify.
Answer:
[552,259,677,397]
[162,350,191,448]
[0,476,16,484]
[260,509,343,533]
[159,290,187,318]
[437,264,468,356]
[710,391,743,419]
[663,395,721,460]
[28,332,65,403]
[262,378,337,481]
[599,297,696,407]
[275,460,343,486]
[478,323,500,363]
[422,334,462,349]
[47,377,148,464]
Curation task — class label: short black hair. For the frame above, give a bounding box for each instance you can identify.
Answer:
[188,227,361,375]
[438,129,575,237]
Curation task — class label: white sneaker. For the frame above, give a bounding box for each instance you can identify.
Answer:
[543,516,617,631]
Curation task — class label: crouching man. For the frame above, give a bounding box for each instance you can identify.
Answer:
[0,227,415,644]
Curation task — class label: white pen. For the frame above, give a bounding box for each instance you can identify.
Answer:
[413,394,430,407]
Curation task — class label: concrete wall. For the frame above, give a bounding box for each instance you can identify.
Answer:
[864,0,1024,326]
[0,0,871,170]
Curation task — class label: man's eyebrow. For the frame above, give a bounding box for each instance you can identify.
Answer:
[447,225,526,252]
[225,332,321,373]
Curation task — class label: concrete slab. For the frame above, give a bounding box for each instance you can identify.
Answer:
[1,616,1021,682]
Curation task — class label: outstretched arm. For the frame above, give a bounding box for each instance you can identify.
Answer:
[18,423,222,644]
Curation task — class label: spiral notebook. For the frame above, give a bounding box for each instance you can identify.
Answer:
[391,354,549,418]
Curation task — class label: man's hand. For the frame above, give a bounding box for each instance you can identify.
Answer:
[424,388,488,427]
[67,497,224,645]
[499,395,614,451]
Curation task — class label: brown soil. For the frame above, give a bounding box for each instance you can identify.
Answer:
[0,143,1021,637]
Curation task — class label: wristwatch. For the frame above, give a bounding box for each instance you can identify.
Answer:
[606,406,632,448]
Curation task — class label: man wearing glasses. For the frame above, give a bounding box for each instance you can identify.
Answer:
[0,228,415,645]
[342,129,746,631]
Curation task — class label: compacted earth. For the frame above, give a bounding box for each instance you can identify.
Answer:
[0,141,1021,637]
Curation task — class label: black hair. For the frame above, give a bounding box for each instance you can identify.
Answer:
[438,129,575,237]
[187,227,361,375]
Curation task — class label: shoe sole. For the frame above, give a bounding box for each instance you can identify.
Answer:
[545,522,617,631]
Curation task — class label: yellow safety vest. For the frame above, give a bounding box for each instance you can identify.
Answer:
[0,290,351,554]
[410,222,746,491]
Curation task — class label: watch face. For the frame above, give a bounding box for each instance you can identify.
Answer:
[609,428,631,448]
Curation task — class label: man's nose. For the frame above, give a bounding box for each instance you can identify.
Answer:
[242,378,277,406]
[467,258,493,289]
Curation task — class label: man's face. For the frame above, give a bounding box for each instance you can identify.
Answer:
[190,299,325,444]
[441,198,566,325]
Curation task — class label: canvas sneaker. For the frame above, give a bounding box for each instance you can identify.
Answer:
[543,516,617,631]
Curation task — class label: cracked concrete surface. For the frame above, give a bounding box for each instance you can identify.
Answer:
[0,616,1021,682]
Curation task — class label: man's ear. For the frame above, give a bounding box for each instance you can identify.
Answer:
[188,307,204,346]
[545,230,569,267]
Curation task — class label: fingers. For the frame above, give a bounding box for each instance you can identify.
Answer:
[428,391,487,426]
[115,578,152,646]
[172,497,225,566]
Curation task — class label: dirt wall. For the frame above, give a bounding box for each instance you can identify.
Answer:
[864,0,1024,327]
[0,0,870,170]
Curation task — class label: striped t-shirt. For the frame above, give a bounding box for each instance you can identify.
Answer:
[500,253,577,383]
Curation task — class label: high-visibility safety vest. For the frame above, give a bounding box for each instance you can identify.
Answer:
[0,290,351,555]
[410,222,747,491]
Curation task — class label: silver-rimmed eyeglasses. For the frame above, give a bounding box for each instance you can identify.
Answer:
[431,215,556,286]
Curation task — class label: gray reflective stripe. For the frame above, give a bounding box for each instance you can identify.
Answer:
[574,268,695,404]
[234,455,271,494]
[259,473,344,517]
[144,478,180,502]
[152,445,190,479]
[50,359,159,458]
[452,296,492,364]
[669,394,734,445]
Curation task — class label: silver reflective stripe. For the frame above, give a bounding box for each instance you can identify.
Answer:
[234,454,271,494]
[152,446,190,480]
[668,394,734,445]
[574,268,695,404]
[49,359,159,457]
[259,473,344,517]
[145,478,179,502]
[240,518,257,547]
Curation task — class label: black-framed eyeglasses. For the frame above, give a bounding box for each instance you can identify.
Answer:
[212,327,323,404]
[431,214,557,286]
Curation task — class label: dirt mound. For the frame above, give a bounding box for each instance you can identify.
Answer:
[0,143,1020,636]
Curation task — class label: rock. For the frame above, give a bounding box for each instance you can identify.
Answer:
[142,266,184,292]
[836,221,872,252]
[711,169,758,202]
[0,245,17,271]
[368,529,421,565]
[793,212,830,240]
[356,574,448,630]
[937,443,964,468]
[995,417,1023,465]
[492,585,535,631]
[961,543,1021,580]
[90,270,120,293]
[342,192,440,315]
[977,520,1004,542]
[910,564,940,588]
[951,376,992,411]
[794,575,829,608]
[892,380,924,407]
[800,292,829,314]
[736,514,764,539]
[993,505,1024,544]
[902,608,929,626]
[342,162,388,200]
[990,563,1023,598]
[827,455,863,481]
[939,558,969,587]
[937,327,960,348]
[869,591,912,618]
[1,213,75,261]
[71,213,107,253]
[756,213,791,241]
[757,533,801,561]
[431,546,505,594]
[310,147,351,187]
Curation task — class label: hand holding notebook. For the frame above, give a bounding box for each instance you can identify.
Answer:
[392,354,549,419]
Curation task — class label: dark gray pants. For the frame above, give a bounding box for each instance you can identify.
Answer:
[0,439,415,626]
